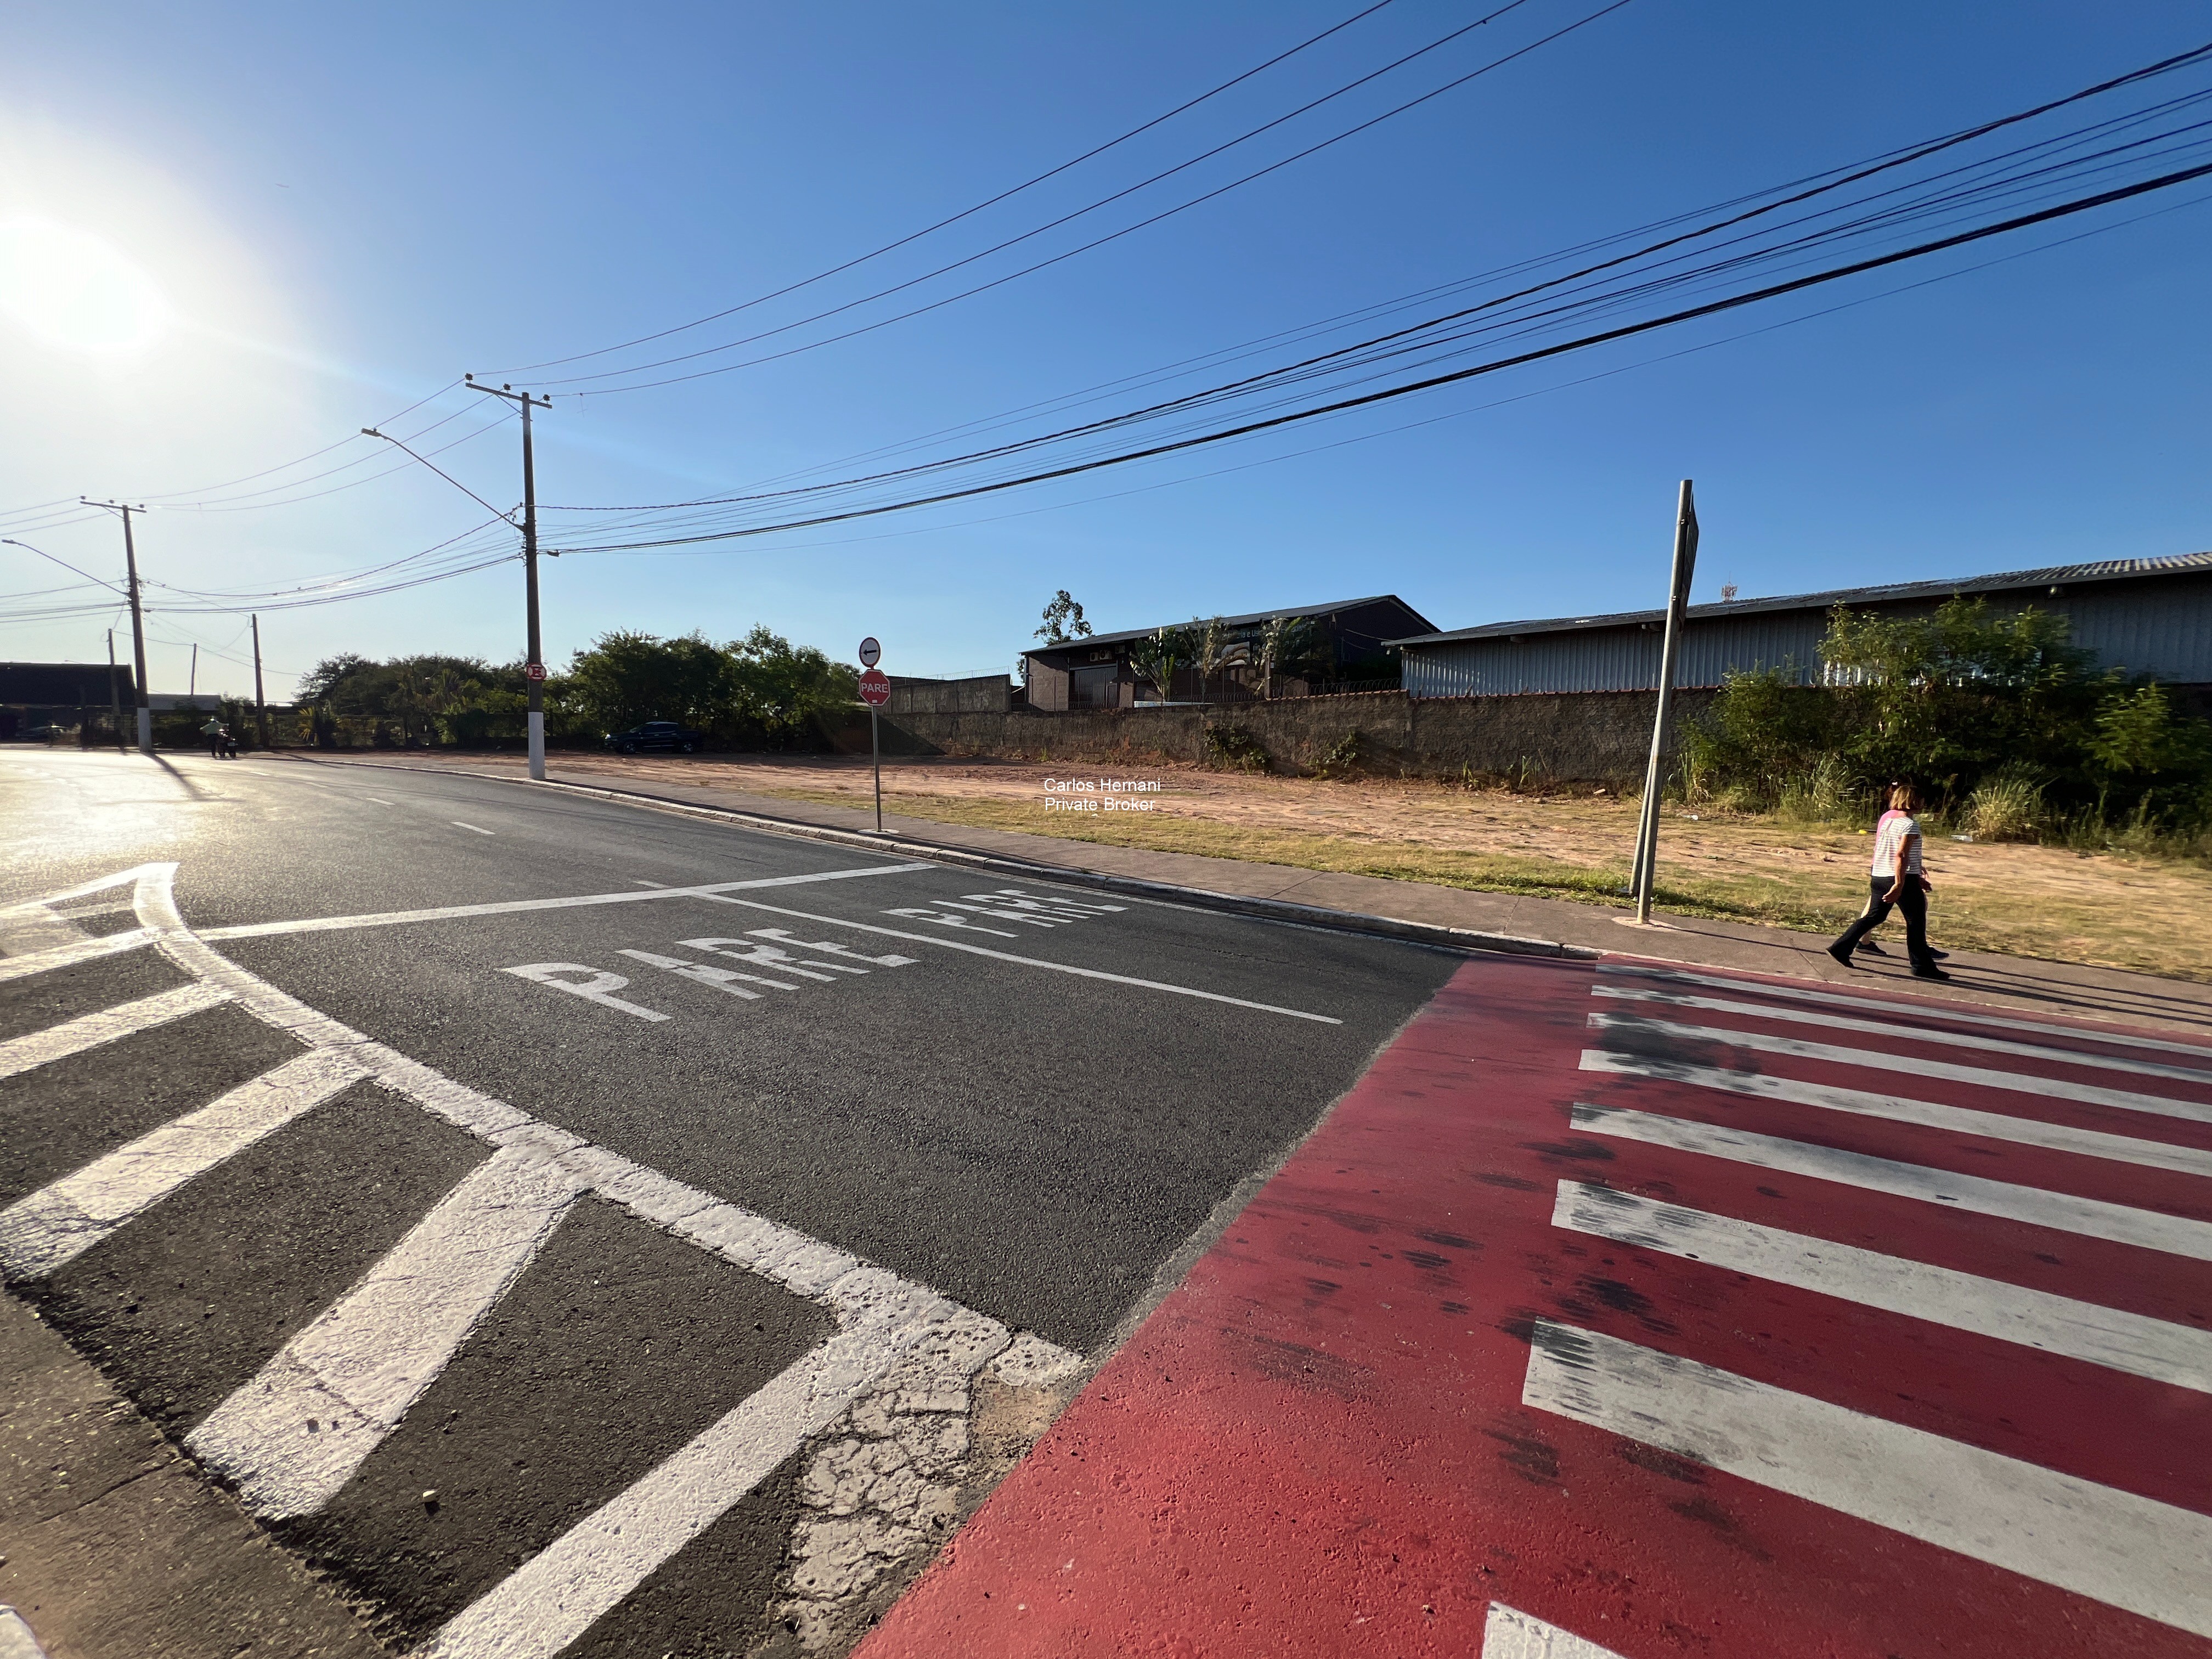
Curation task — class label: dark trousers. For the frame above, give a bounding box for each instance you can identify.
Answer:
[1833,876,1933,965]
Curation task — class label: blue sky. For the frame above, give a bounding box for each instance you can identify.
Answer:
[3,1,2209,697]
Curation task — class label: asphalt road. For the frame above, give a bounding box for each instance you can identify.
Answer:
[0,747,1463,1656]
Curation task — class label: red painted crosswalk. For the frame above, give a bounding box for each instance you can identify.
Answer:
[860,955,2212,1658]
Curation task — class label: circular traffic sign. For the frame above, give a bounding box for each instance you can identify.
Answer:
[524,662,546,682]
[858,667,892,708]
[858,636,881,668]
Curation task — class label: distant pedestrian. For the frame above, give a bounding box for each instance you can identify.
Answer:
[1829,782,1948,980]
[202,718,225,759]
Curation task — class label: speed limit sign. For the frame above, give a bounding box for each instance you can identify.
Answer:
[858,636,881,668]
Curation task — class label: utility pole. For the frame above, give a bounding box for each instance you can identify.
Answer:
[84,500,153,753]
[106,629,125,753]
[465,378,554,780]
[251,614,269,748]
[189,642,198,702]
[1629,480,1700,925]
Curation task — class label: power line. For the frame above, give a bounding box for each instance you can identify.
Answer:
[552,157,2212,552]
[544,0,1624,396]
[540,53,2212,531]
[481,0,1411,377]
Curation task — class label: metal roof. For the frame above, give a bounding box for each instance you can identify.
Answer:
[1031,595,1436,653]
[1386,552,2212,647]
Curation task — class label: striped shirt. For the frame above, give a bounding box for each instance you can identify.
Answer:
[1870,810,1923,878]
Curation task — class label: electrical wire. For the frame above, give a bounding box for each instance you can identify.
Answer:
[543,0,1626,396]
[480,0,1412,376]
[547,157,2212,553]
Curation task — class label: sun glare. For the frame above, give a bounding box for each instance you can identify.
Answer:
[0,216,171,354]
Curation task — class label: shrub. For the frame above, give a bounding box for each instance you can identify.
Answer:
[1203,722,1271,772]
[1966,765,2045,840]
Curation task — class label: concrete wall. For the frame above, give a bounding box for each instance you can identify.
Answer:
[887,675,1010,716]
[859,687,1717,782]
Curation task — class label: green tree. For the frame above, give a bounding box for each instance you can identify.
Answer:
[725,625,859,746]
[1127,624,1192,702]
[1254,614,1322,699]
[565,631,734,733]
[1034,590,1094,645]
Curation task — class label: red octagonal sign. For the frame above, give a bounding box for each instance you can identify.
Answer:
[858,668,891,707]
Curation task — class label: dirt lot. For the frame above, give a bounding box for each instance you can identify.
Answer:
[366,751,2212,981]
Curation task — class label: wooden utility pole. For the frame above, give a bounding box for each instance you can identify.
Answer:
[1629,480,1700,924]
[84,500,153,753]
[251,613,269,748]
[464,379,554,780]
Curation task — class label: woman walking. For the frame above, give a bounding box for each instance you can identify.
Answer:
[1829,782,1949,981]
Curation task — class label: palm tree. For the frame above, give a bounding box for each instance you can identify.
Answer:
[1255,615,1319,700]
[1129,626,1189,702]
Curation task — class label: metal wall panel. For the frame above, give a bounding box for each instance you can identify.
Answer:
[1403,579,2212,698]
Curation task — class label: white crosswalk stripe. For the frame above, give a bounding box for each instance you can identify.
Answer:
[1538,968,2212,1640]
[0,862,1080,1659]
[0,980,229,1080]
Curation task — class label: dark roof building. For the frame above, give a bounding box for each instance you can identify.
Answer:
[1388,553,2212,698]
[1024,594,1436,710]
[0,661,137,707]
[0,661,138,740]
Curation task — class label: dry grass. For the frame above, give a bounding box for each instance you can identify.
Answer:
[385,750,2212,981]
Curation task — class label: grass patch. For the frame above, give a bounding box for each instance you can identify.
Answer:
[744,780,2212,980]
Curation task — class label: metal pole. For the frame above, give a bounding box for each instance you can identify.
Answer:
[521,396,546,781]
[188,642,198,702]
[251,614,269,748]
[871,706,882,833]
[1632,480,1700,924]
[106,629,124,753]
[118,507,152,753]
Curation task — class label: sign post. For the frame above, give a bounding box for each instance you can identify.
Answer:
[1629,480,1700,924]
[858,643,890,834]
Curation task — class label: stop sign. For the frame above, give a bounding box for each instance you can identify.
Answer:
[858,668,891,708]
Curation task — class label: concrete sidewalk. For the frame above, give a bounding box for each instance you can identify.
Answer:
[286,751,2212,1036]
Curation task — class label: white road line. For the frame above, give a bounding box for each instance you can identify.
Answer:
[196,862,932,941]
[0,1051,365,1279]
[1552,1182,2212,1392]
[453,821,496,835]
[1596,962,2212,1059]
[1588,1011,2212,1126]
[112,861,1081,1622]
[1579,1049,2212,1178]
[0,926,155,985]
[630,878,668,888]
[188,1147,589,1519]
[1594,984,2212,1087]
[1570,1104,2212,1262]
[699,894,1344,1024]
[1522,1320,2212,1638]
[416,1298,969,1659]
[1482,1603,1630,1659]
[0,981,229,1081]
[364,797,393,806]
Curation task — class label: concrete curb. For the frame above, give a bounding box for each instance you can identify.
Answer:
[272,754,1598,963]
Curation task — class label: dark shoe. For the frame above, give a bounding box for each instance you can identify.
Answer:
[1912,964,1951,981]
[1826,943,1856,969]
[1855,938,1889,955]
[1929,949,1949,960]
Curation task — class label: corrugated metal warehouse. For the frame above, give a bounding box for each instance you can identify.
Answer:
[1389,553,2212,698]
